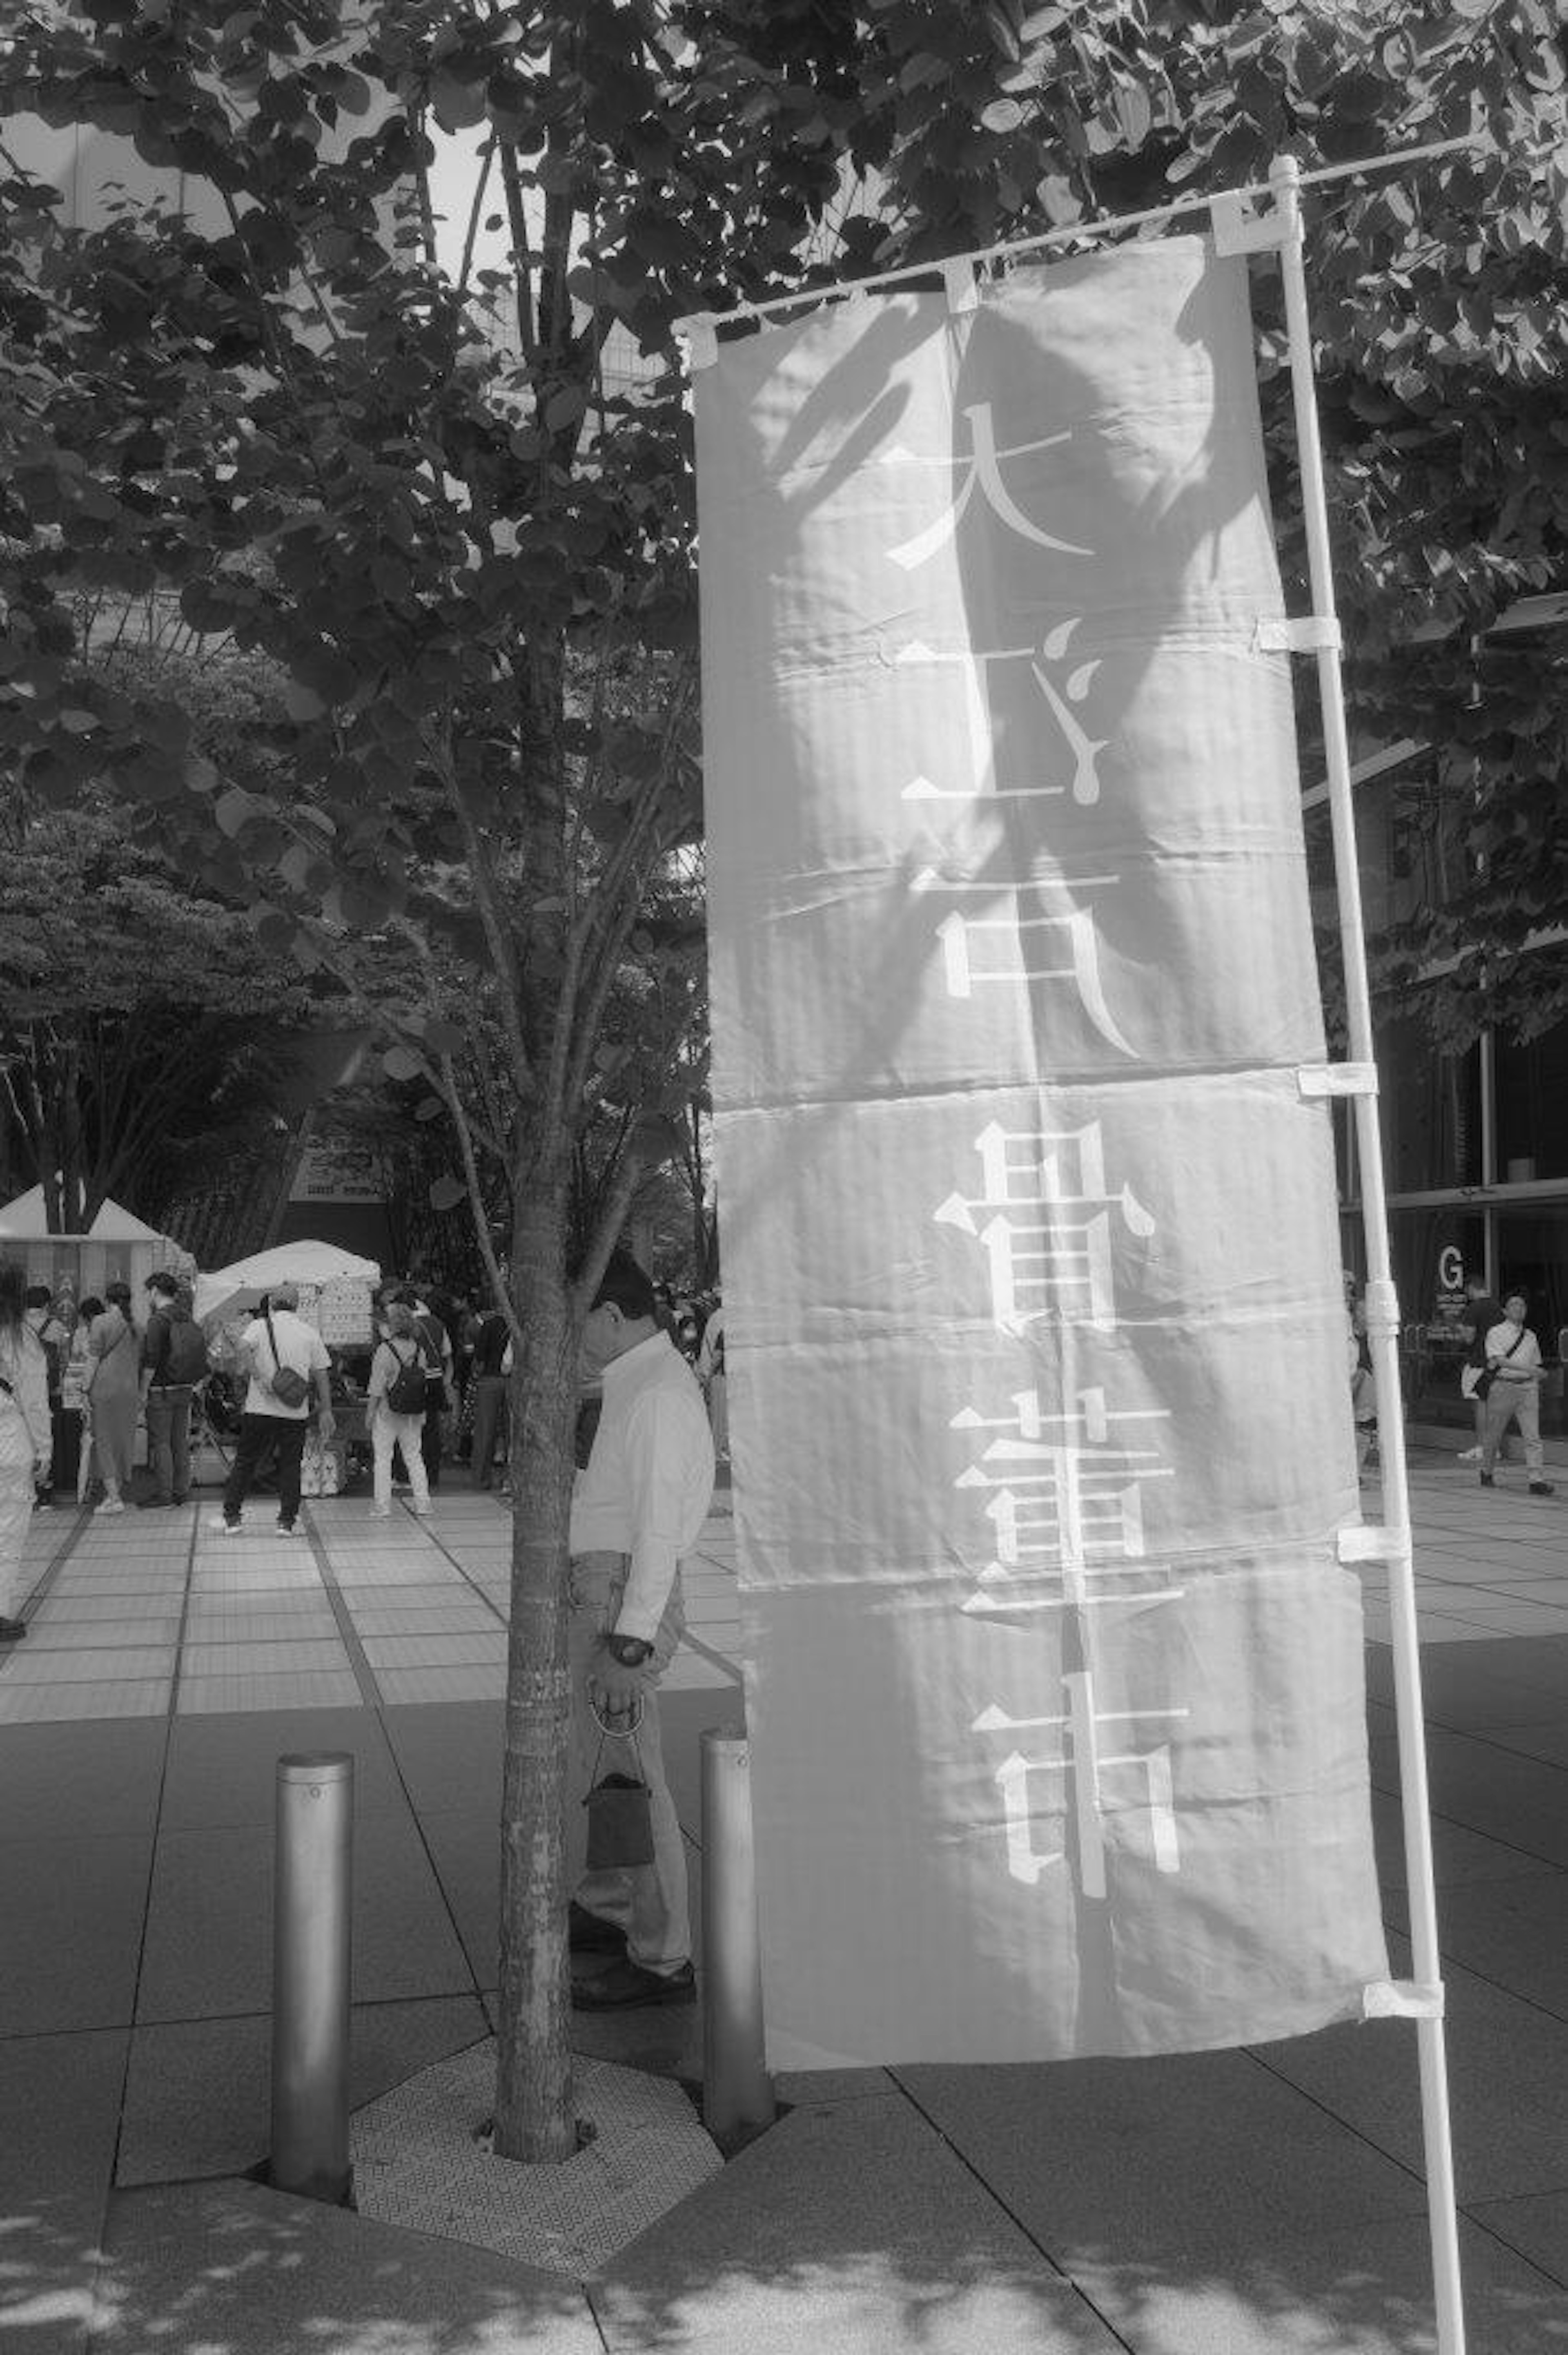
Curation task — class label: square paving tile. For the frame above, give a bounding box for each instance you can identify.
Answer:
[380,1702,504,1809]
[183,1639,352,1676]
[1408,1727,1568,1867]
[897,2049,1430,2262]
[336,1580,487,1612]
[0,2022,130,2355]
[374,1664,507,1703]
[0,1826,153,2032]
[360,1633,508,1670]
[0,1716,165,1834]
[24,1615,182,1647]
[1469,2191,1568,2288]
[98,2176,601,2353]
[160,1705,401,1827]
[418,1808,501,1984]
[1069,2210,1568,2355]
[137,1807,474,2020]
[1384,1873,1568,2024]
[12,1646,176,1682]
[345,1606,500,1636]
[597,2091,1125,2354]
[332,1560,462,1588]
[1256,1939,1568,2204]
[0,1677,172,1722]
[117,1994,492,2184]
[178,1668,363,1713]
[183,1610,341,1642]
[1370,1786,1560,1893]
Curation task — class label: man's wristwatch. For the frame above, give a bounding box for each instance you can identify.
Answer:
[603,1632,653,1669]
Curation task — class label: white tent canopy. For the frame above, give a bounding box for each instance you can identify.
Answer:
[0,1186,167,1241]
[194,1240,381,1326]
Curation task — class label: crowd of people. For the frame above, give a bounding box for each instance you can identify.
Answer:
[0,1257,728,1549]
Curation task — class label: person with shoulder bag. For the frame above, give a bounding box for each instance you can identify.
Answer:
[208,1284,334,1537]
[0,1260,51,1641]
[364,1302,433,1518]
[1478,1291,1555,1497]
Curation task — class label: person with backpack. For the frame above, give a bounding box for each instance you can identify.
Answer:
[139,1270,209,1509]
[365,1301,433,1518]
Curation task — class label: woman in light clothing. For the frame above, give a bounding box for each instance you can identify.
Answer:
[87,1281,140,1512]
[365,1303,432,1518]
[0,1260,51,1641]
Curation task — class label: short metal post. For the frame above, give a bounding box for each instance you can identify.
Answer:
[700,1726,775,2141]
[270,1752,353,2202]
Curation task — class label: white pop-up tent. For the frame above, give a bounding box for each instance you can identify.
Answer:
[0,1187,191,1298]
[0,1186,168,1241]
[194,1240,381,1327]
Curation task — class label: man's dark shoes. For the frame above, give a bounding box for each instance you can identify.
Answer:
[1530,1481,1556,1496]
[568,1901,626,1956]
[1479,1472,1494,1487]
[0,1616,27,1643]
[137,1497,175,1509]
[572,1958,695,2011]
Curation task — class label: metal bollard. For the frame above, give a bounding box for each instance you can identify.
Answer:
[700,1726,775,2142]
[270,1753,354,2203]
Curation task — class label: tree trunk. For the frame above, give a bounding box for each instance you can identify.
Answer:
[492,1169,579,2162]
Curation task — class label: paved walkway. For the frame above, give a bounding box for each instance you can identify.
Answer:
[2,1453,1567,2352]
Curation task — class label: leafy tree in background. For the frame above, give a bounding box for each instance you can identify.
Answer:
[0,800,302,1229]
[2,0,1562,2155]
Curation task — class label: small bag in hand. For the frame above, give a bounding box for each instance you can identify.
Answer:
[583,1704,654,1870]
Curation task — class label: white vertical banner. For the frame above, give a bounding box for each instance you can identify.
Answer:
[695,234,1388,2068]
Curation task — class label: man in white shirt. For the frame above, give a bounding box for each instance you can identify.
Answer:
[567,1248,715,2009]
[1478,1291,1555,1497]
[209,1284,335,1536]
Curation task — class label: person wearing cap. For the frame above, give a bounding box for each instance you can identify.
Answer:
[87,1282,140,1514]
[208,1283,334,1537]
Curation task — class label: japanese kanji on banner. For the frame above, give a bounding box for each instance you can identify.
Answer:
[694,235,1390,2069]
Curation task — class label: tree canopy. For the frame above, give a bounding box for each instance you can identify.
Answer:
[0,796,304,1230]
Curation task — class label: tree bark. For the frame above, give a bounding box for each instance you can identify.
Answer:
[492,1166,579,2162]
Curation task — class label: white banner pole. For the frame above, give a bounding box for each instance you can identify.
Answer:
[1268,151,1466,2355]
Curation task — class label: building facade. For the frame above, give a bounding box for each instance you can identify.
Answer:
[1306,616,1568,1439]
